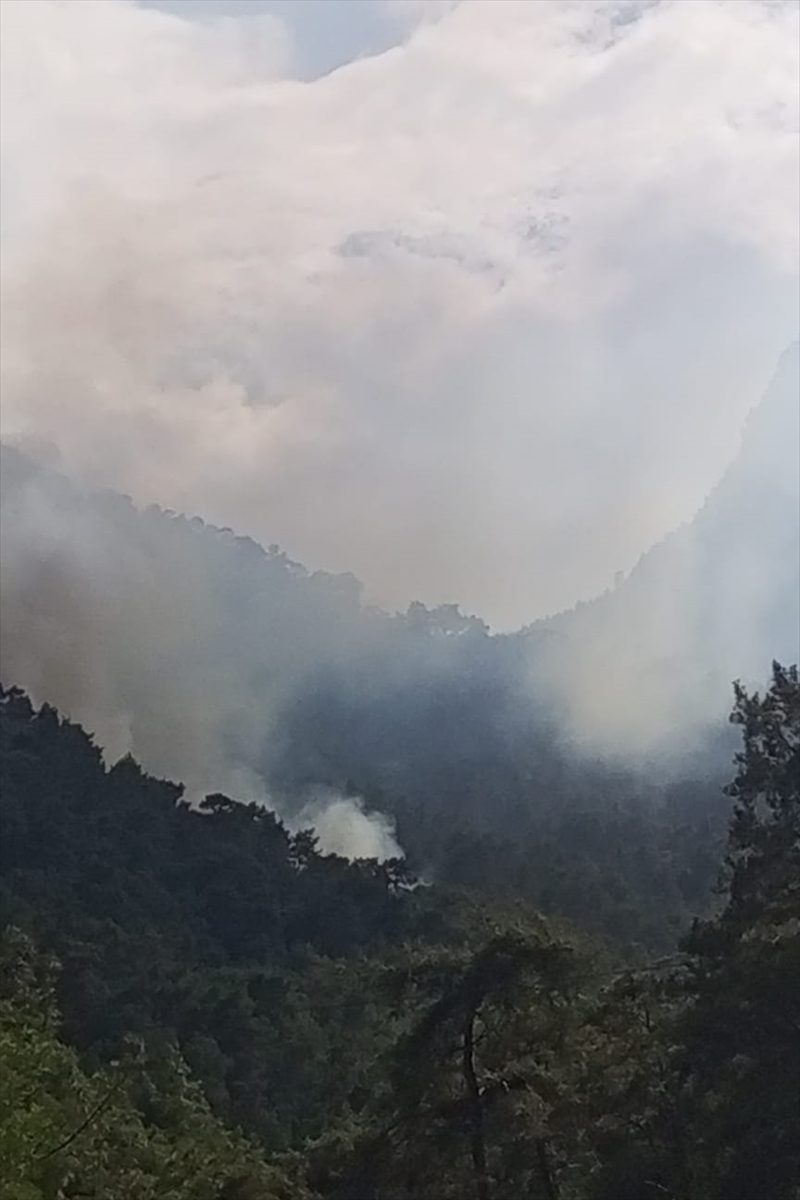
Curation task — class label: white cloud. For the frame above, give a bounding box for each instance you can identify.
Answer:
[1,0,797,627]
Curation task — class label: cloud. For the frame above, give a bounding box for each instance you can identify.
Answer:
[0,0,798,627]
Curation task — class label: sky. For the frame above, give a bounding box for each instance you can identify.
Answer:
[140,0,423,79]
[1,0,798,628]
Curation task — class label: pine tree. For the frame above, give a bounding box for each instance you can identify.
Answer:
[681,663,800,1200]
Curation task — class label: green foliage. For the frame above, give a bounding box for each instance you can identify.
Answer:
[0,929,306,1200]
[0,683,432,1153]
[678,662,800,1200]
[1,667,798,1199]
[338,929,577,1200]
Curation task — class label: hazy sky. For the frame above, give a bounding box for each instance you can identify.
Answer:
[1,0,798,628]
[140,0,419,79]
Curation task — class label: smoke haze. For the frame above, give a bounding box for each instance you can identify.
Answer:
[2,0,798,629]
[0,1,798,852]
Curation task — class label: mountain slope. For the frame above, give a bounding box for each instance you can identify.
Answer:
[525,342,800,762]
[0,346,796,940]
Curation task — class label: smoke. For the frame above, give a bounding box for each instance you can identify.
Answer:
[1,0,797,629]
[523,341,800,761]
[290,789,403,862]
[0,443,411,857]
[0,333,797,847]
[0,0,798,816]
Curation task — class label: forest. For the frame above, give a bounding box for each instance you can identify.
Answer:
[2,3,799,1197]
[1,662,798,1199]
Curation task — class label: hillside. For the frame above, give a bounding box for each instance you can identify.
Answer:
[3,349,798,944]
[525,342,800,762]
[0,447,732,951]
[1,669,798,1198]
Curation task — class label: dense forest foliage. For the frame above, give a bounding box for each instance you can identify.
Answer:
[1,664,798,1198]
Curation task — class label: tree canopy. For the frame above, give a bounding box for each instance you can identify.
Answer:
[1,665,798,1198]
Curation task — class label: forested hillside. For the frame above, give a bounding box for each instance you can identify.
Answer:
[2,2,797,1196]
[1,666,798,1198]
[0,438,748,951]
[2,348,797,954]
[1,350,797,1195]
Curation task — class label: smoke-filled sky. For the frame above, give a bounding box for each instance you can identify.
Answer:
[1,0,798,628]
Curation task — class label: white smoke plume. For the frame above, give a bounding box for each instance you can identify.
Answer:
[290,789,403,862]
